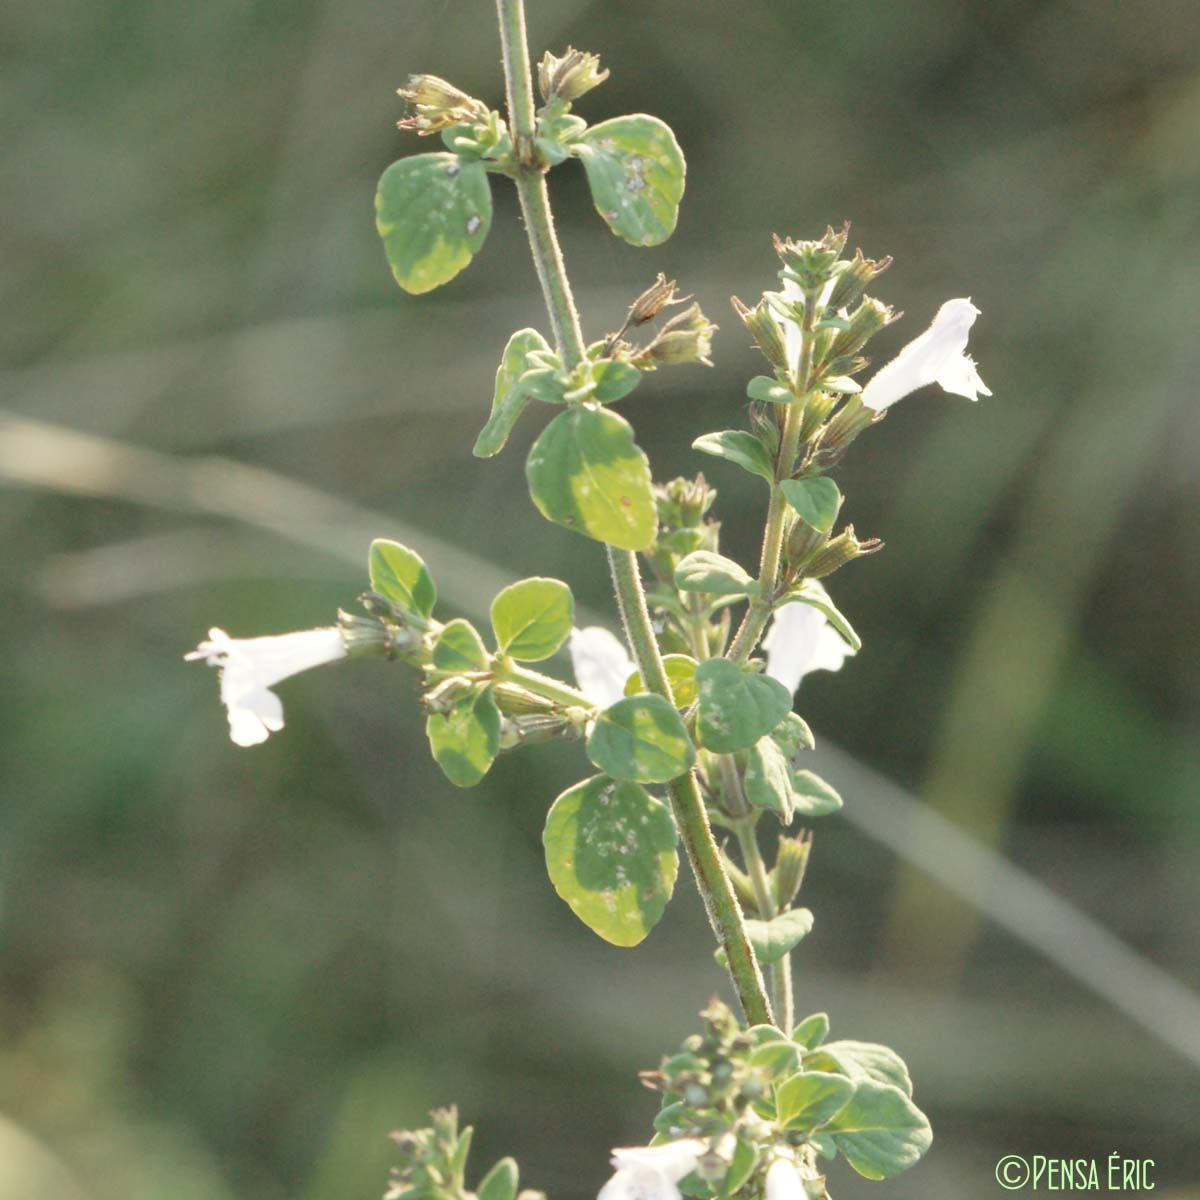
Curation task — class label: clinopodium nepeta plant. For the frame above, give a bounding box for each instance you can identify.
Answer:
[188,3,990,1197]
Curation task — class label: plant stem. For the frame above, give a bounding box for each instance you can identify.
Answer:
[495,0,770,1025]
[727,294,819,663]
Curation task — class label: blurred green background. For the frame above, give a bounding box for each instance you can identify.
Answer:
[2,0,1198,1197]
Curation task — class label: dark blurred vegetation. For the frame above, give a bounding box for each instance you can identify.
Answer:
[2,1,1198,1197]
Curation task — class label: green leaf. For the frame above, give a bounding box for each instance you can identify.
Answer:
[432,619,489,671]
[792,1012,831,1049]
[474,329,552,458]
[743,735,795,822]
[695,659,793,753]
[742,909,814,963]
[791,769,843,817]
[747,376,795,404]
[772,712,815,758]
[717,1139,759,1198]
[592,359,642,403]
[519,366,568,403]
[543,774,679,947]
[692,430,776,483]
[477,1159,519,1200]
[820,375,862,394]
[822,1081,932,1180]
[369,539,437,617]
[674,551,756,598]
[375,153,492,294]
[526,406,656,550]
[805,1041,913,1098]
[778,477,843,534]
[748,1039,802,1079]
[490,577,574,661]
[573,115,686,246]
[775,1072,855,1132]
[785,579,861,651]
[587,695,696,784]
[426,688,501,788]
[809,1133,837,1161]
[624,654,699,707]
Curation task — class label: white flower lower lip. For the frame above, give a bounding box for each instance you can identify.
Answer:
[569,625,636,708]
[186,626,347,747]
[764,602,855,696]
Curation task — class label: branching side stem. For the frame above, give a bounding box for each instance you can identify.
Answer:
[496,0,771,1025]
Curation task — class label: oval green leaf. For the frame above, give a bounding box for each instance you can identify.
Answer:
[743,908,814,963]
[791,769,843,817]
[587,694,696,784]
[432,618,489,672]
[624,654,699,707]
[426,687,501,788]
[543,774,679,947]
[477,1158,519,1200]
[675,551,756,598]
[785,579,861,651]
[369,539,437,617]
[779,476,843,534]
[695,658,793,753]
[743,735,795,823]
[822,1081,932,1180]
[490,577,574,661]
[474,328,552,458]
[747,376,795,405]
[792,1012,831,1049]
[525,406,656,550]
[572,115,686,247]
[592,359,642,403]
[693,430,776,483]
[805,1040,913,1098]
[775,1071,855,1132]
[376,152,492,294]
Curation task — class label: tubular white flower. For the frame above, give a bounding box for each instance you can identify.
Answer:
[765,1158,805,1200]
[861,298,990,412]
[185,626,347,747]
[763,602,854,696]
[782,275,804,373]
[569,626,636,709]
[598,1140,706,1200]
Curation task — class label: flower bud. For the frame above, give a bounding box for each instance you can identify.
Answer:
[816,394,880,458]
[773,224,849,291]
[630,273,687,325]
[772,832,813,908]
[784,517,828,572]
[397,74,487,134]
[829,296,896,359]
[803,525,883,579]
[732,296,790,371]
[719,849,760,916]
[632,303,716,368]
[826,248,892,311]
[537,47,609,103]
[748,402,781,457]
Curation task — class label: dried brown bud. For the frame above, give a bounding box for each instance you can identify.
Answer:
[397,74,487,134]
[537,47,609,103]
[632,303,717,368]
[630,273,687,325]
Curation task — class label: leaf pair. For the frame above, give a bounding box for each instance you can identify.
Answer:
[376,115,685,294]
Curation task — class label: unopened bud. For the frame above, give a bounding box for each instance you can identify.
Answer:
[803,525,883,579]
[719,849,760,915]
[338,610,412,658]
[817,394,880,456]
[773,224,849,291]
[772,832,813,908]
[630,273,687,325]
[796,389,836,444]
[826,248,892,311]
[537,47,609,103]
[397,74,487,134]
[632,303,716,368]
[830,297,895,359]
[785,517,828,571]
[732,295,790,371]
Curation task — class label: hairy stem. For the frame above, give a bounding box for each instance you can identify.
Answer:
[727,295,819,663]
[495,0,770,1024]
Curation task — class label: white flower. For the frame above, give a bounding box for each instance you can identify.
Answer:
[185,626,346,747]
[782,275,805,373]
[765,1158,805,1200]
[569,626,635,709]
[598,1140,706,1200]
[764,602,855,696]
[861,298,990,412]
